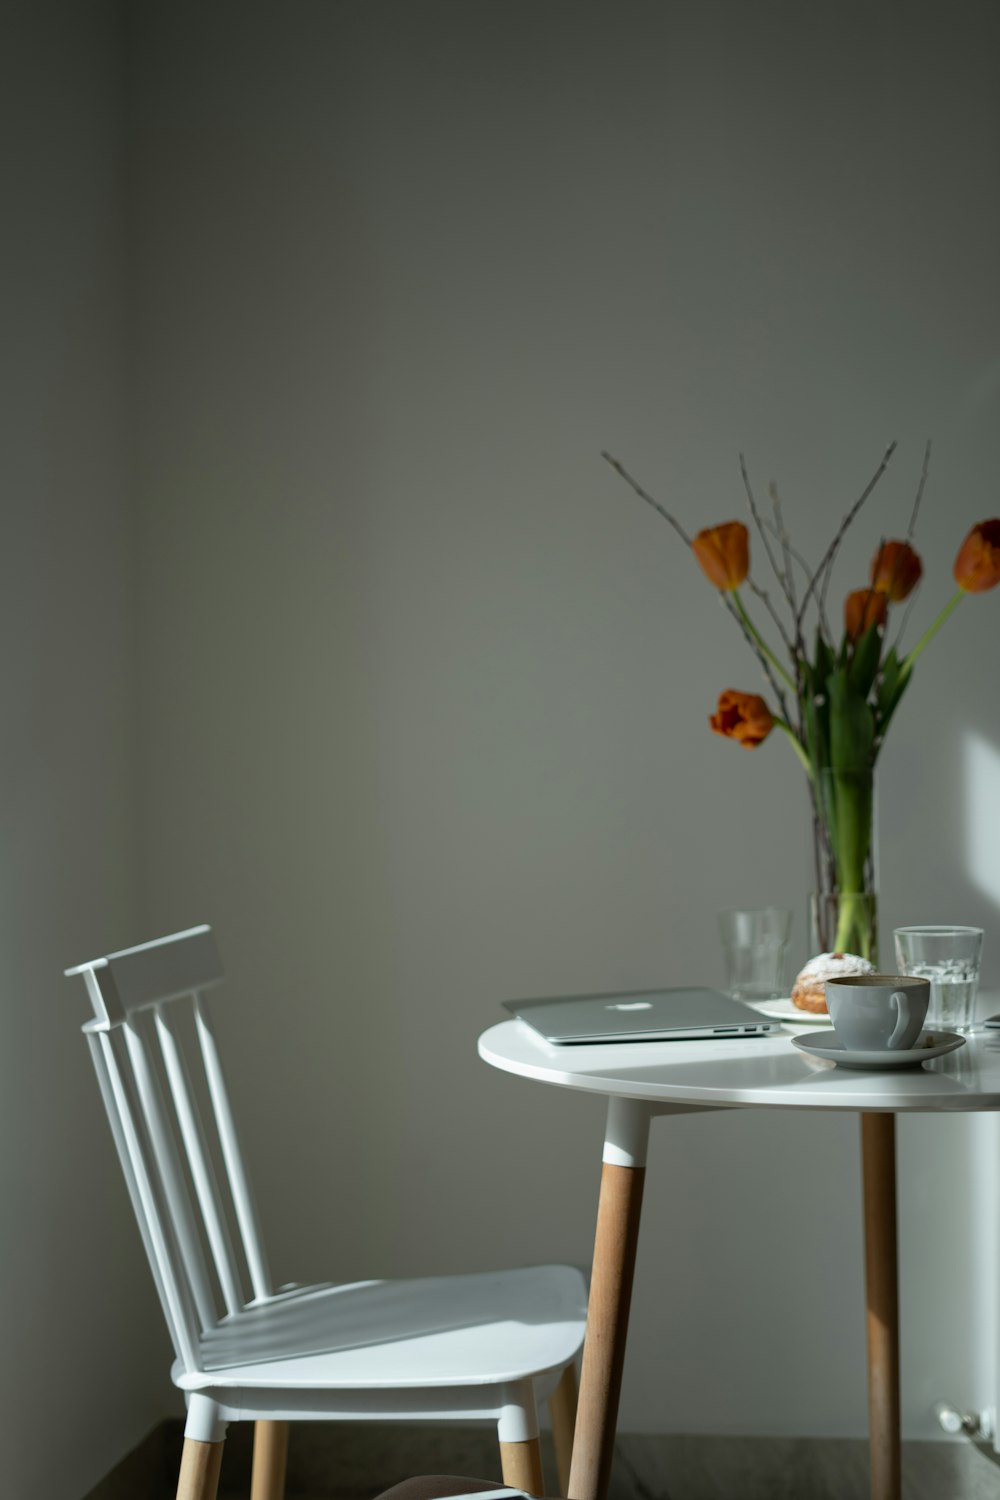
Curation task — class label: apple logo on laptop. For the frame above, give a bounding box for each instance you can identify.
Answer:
[605,1001,652,1011]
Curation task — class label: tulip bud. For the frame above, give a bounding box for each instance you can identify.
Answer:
[870,540,922,601]
[692,522,749,590]
[844,588,888,643]
[954,520,1000,593]
[709,689,773,748]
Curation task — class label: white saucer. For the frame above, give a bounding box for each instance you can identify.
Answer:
[748,998,834,1026]
[791,1030,966,1069]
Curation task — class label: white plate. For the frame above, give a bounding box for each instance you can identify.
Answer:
[791,1030,966,1069]
[748,998,834,1026]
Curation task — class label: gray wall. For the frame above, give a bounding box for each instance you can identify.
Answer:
[9,5,999,1489]
[127,0,1000,1441]
[1,4,165,1497]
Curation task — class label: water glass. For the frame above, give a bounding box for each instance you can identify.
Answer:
[892,926,984,1034]
[719,907,792,1002]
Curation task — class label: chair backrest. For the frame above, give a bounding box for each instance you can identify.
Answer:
[66,924,274,1374]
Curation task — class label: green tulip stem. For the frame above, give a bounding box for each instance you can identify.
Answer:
[773,718,815,781]
[901,589,964,673]
[732,591,796,690]
[833,890,876,962]
[816,766,877,962]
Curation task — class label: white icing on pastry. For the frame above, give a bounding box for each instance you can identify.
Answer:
[795,951,876,984]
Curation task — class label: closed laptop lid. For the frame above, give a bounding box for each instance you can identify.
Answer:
[503,986,777,1043]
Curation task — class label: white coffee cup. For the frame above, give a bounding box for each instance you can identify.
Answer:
[825,974,930,1052]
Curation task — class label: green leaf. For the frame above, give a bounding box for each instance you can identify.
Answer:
[813,631,834,687]
[821,763,875,894]
[812,644,879,897]
[847,622,883,701]
[802,631,833,771]
[803,691,825,773]
[827,669,875,770]
[820,672,876,893]
[877,649,913,739]
[877,646,902,710]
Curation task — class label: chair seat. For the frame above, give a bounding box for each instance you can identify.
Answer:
[180,1264,588,1392]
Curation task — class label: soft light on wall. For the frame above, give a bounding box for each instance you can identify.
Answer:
[964,731,1000,910]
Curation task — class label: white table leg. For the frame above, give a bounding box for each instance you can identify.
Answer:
[861,1111,901,1500]
[568,1098,653,1500]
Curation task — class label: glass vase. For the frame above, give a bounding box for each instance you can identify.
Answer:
[808,766,879,965]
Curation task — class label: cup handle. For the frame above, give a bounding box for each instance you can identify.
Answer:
[888,991,914,1049]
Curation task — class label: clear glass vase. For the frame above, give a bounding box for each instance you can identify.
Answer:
[808,766,879,965]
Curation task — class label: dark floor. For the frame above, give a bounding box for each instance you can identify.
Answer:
[91,1420,1000,1500]
[613,1431,1000,1499]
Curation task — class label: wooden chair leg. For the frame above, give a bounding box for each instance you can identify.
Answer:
[251,1420,290,1500]
[500,1436,546,1496]
[549,1364,579,1495]
[175,1437,224,1500]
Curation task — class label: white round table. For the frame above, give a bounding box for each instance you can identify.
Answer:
[478,1017,1000,1500]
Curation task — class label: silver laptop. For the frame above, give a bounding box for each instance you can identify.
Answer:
[503,986,778,1044]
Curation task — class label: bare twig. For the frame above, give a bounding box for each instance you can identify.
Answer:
[882,442,931,653]
[907,439,932,540]
[764,524,817,589]
[721,593,791,722]
[887,584,922,658]
[767,479,810,744]
[798,440,898,632]
[765,521,833,642]
[604,448,792,714]
[747,577,795,657]
[853,539,887,659]
[740,453,793,609]
[601,451,693,546]
[769,481,797,616]
[605,444,791,720]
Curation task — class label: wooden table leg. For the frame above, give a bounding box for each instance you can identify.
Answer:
[568,1099,651,1500]
[861,1111,901,1500]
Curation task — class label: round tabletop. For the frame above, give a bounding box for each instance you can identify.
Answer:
[478,1017,1000,1112]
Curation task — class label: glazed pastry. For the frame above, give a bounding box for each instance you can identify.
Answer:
[791,951,876,1014]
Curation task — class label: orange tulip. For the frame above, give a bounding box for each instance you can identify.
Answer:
[870,539,922,601]
[692,522,749,590]
[709,689,773,749]
[954,519,1000,592]
[844,587,888,642]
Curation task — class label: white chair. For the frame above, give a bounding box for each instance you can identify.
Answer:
[67,925,586,1500]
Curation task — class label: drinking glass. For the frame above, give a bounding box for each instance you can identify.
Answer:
[719,907,792,1002]
[892,925,984,1034]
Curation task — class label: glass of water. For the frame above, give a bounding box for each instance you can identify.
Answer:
[892,925,984,1034]
[719,907,792,1002]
